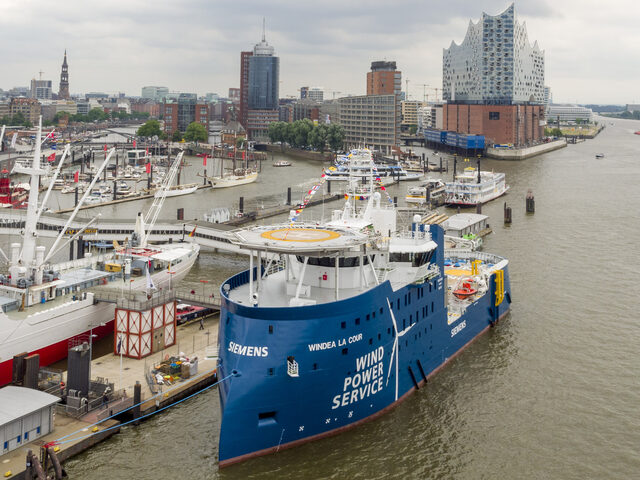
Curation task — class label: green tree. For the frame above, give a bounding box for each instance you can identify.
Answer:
[183,122,208,142]
[327,124,345,152]
[575,118,583,125]
[11,112,26,126]
[137,119,163,138]
[267,122,280,143]
[236,136,246,149]
[409,125,418,135]
[87,108,108,122]
[309,124,329,152]
[171,130,183,142]
[293,119,314,148]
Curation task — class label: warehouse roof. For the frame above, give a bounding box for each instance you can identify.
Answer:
[0,386,59,427]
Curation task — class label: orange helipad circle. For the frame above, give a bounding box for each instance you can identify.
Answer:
[260,228,341,242]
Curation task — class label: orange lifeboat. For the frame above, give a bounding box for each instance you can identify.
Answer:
[453,282,477,300]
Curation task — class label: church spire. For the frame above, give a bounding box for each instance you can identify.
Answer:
[59,50,70,99]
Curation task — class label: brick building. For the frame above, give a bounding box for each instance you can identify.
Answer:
[367,61,401,96]
[443,104,544,145]
[10,98,41,124]
[239,51,253,129]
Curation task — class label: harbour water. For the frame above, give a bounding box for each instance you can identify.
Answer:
[56,120,640,478]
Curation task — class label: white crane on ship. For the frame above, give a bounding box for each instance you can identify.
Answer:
[134,151,185,248]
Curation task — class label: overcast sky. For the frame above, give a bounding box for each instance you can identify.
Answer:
[1,0,638,104]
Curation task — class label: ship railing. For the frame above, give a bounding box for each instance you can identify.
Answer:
[265,256,285,277]
[446,249,506,265]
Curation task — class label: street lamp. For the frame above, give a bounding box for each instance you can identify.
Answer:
[88,322,106,390]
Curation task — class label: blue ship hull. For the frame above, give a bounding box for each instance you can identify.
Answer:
[217,226,512,467]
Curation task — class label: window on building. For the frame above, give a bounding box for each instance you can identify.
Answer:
[489,112,500,120]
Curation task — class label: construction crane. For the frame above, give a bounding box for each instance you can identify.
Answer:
[416,84,442,103]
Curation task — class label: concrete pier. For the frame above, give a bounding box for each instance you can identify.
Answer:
[1,315,220,479]
[486,139,567,160]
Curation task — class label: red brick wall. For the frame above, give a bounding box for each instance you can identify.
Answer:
[443,104,544,146]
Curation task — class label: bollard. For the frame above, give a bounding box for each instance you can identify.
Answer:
[286,187,292,205]
[327,180,331,193]
[393,196,398,206]
[504,202,512,224]
[239,196,244,214]
[476,203,482,214]
[113,179,117,201]
[74,186,79,206]
[133,381,141,425]
[526,189,535,213]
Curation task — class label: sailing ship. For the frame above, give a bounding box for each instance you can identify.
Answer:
[0,122,199,385]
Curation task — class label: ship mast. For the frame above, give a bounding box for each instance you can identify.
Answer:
[17,117,46,271]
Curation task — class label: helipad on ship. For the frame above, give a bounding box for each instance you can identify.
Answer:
[232,224,368,253]
[260,228,341,242]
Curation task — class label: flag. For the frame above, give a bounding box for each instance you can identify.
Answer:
[145,147,149,155]
[202,155,207,167]
[145,162,151,174]
[10,133,17,149]
[188,226,197,237]
[50,144,57,150]
[242,151,245,160]
[133,140,137,148]
[344,194,349,199]
[73,171,79,183]
[103,144,107,152]
[47,153,56,162]
[46,131,55,139]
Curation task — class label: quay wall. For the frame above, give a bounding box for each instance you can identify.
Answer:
[486,139,567,160]
[265,144,334,162]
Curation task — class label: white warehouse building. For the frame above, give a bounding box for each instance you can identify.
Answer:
[546,104,594,123]
[1,386,59,455]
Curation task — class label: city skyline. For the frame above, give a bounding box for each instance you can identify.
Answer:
[0,0,638,104]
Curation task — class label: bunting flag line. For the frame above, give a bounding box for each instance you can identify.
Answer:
[371,165,395,205]
[47,153,56,162]
[289,170,329,222]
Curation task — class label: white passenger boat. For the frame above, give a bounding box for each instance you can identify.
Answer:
[405,178,446,205]
[324,149,422,181]
[444,167,509,207]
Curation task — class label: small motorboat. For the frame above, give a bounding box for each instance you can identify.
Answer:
[453,282,477,300]
[273,160,292,167]
[595,153,604,159]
